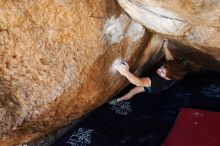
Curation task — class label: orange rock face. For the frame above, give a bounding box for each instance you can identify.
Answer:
[0,0,164,145]
[2,0,219,145]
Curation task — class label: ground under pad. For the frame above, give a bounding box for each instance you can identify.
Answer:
[163,108,220,146]
[52,71,220,146]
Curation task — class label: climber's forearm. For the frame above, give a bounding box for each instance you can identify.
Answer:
[124,71,150,87]
[164,45,174,61]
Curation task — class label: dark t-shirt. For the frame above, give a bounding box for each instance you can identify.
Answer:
[144,72,176,93]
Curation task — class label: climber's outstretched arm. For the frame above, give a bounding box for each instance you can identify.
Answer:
[124,71,151,87]
[163,39,174,61]
[113,61,151,87]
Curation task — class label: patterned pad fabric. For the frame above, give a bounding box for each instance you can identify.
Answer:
[52,71,220,146]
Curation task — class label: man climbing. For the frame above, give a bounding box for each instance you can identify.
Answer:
[114,40,187,102]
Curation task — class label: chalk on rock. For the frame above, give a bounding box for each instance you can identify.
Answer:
[109,58,125,74]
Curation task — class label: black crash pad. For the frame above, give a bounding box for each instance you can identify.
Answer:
[52,71,220,146]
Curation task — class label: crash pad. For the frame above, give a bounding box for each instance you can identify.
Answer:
[52,71,220,146]
[163,108,220,146]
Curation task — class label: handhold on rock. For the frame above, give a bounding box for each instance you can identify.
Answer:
[110,58,126,74]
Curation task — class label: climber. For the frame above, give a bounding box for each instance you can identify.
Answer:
[114,39,187,102]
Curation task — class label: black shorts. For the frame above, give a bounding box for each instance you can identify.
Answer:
[144,87,152,94]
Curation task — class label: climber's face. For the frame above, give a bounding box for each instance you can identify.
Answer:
[157,66,171,80]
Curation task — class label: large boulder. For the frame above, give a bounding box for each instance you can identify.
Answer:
[2,0,220,145]
[117,0,220,59]
[0,0,165,145]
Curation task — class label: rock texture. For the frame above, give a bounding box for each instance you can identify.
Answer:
[0,0,166,145]
[117,0,220,58]
[1,0,220,145]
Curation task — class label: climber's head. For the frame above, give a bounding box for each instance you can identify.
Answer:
[157,60,187,81]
